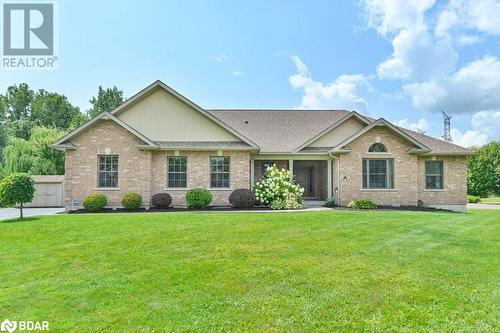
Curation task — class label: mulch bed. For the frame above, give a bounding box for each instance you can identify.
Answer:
[67,206,273,214]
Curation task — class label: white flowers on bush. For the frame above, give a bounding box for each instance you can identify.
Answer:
[254,165,304,210]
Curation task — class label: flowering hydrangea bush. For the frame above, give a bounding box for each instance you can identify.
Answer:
[254,165,304,210]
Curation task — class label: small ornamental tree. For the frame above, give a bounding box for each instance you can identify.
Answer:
[0,173,35,219]
[254,165,304,210]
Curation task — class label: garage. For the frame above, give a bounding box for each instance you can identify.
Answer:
[25,175,65,208]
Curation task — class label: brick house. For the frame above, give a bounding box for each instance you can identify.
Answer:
[53,81,474,212]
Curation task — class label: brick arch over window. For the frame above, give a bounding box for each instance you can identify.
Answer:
[368,142,388,152]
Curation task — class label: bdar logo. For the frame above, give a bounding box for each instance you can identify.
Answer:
[0,319,17,333]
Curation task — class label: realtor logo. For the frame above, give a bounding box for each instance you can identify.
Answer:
[0,319,17,333]
[1,1,58,69]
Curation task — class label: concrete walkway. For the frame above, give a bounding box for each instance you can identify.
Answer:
[467,203,500,210]
[0,207,65,220]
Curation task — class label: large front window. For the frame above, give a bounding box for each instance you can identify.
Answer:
[98,155,118,188]
[362,159,394,189]
[168,156,187,188]
[425,160,443,189]
[210,156,230,188]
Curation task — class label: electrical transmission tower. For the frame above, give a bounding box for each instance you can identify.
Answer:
[442,111,452,142]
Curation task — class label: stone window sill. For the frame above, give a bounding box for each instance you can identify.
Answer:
[94,188,121,191]
[360,189,397,192]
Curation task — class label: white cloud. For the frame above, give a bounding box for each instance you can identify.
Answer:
[289,55,370,111]
[471,110,500,139]
[376,26,458,80]
[450,128,488,147]
[212,53,227,62]
[361,0,435,36]
[456,35,482,46]
[404,56,500,114]
[232,70,244,76]
[442,0,500,36]
[395,118,429,133]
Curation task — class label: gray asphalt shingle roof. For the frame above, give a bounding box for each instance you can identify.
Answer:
[209,109,473,155]
[209,109,351,153]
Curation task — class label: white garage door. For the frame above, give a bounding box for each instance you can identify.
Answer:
[25,176,64,208]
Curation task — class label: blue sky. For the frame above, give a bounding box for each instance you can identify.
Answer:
[2,0,499,146]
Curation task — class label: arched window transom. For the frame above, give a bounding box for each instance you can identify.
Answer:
[368,143,387,153]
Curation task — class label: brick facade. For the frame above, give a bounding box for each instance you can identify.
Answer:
[335,126,467,210]
[64,120,250,208]
[64,120,467,211]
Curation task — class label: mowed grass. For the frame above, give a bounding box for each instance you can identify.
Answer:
[481,197,500,205]
[0,210,499,332]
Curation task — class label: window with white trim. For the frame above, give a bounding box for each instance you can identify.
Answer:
[425,160,443,189]
[168,156,187,188]
[362,159,394,189]
[210,156,230,188]
[98,155,118,188]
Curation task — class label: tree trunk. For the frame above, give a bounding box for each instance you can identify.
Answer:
[19,202,23,219]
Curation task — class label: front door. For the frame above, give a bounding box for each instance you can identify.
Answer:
[295,166,315,198]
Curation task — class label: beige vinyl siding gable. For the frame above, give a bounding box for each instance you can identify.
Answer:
[308,117,366,148]
[117,88,240,142]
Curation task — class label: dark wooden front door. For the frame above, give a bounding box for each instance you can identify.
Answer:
[295,166,315,198]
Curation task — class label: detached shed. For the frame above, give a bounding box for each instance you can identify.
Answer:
[25,175,65,208]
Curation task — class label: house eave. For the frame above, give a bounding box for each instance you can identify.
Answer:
[136,145,258,152]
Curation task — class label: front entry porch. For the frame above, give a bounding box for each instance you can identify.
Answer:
[251,157,333,200]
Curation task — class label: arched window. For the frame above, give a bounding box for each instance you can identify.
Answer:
[368,143,387,152]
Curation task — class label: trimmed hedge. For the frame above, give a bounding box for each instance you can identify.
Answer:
[83,193,107,212]
[151,193,172,208]
[347,199,377,209]
[186,188,212,209]
[121,192,142,210]
[229,188,256,208]
[467,195,480,203]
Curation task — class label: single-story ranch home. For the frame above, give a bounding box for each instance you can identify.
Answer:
[53,80,474,212]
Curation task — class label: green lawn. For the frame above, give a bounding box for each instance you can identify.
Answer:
[481,197,500,205]
[1,210,499,332]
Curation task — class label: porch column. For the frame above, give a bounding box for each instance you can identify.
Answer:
[288,159,294,180]
[327,159,333,198]
[250,159,255,190]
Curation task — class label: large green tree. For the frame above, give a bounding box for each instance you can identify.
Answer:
[467,141,500,197]
[32,89,86,130]
[0,83,35,140]
[1,127,65,177]
[0,83,87,140]
[88,86,124,118]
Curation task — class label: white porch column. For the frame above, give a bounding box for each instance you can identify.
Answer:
[327,159,333,198]
[288,159,294,180]
[250,159,255,190]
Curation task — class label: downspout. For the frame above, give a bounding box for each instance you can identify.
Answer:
[329,153,341,206]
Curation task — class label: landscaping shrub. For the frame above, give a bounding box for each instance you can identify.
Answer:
[467,195,481,203]
[83,193,107,212]
[229,188,256,208]
[151,193,172,208]
[347,199,377,209]
[270,194,304,210]
[121,192,142,210]
[325,197,336,208]
[254,165,304,210]
[186,188,212,209]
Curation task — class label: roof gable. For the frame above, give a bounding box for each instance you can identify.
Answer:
[52,112,157,149]
[112,81,258,146]
[330,118,430,153]
[295,112,370,152]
